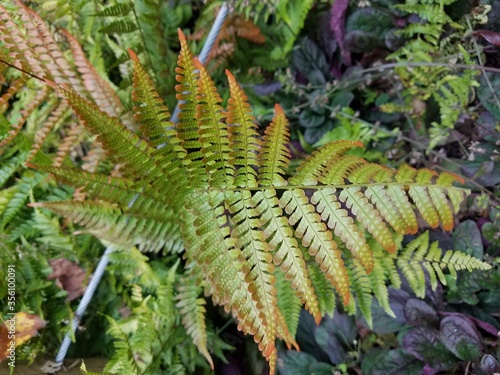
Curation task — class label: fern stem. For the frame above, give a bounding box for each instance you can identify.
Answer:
[55,247,114,365]
[170,2,229,125]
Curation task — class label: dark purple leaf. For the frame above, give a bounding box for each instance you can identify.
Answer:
[402,327,439,362]
[452,220,484,259]
[295,310,331,363]
[252,81,282,96]
[480,354,500,373]
[440,312,500,337]
[278,351,335,375]
[365,296,406,334]
[292,38,328,82]
[314,325,347,365]
[388,288,410,322]
[402,327,457,370]
[404,298,439,327]
[438,315,482,361]
[330,0,351,66]
[474,29,500,46]
[320,309,357,345]
[317,12,338,58]
[361,349,424,375]
[422,364,439,375]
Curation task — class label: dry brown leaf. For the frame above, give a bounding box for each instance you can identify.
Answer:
[48,258,87,301]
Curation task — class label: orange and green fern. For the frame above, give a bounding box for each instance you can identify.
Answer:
[27,29,490,374]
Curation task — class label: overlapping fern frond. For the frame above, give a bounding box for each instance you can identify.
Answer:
[0,0,129,171]
[25,28,491,373]
[386,0,479,147]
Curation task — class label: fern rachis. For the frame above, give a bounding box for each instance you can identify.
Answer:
[20,28,491,374]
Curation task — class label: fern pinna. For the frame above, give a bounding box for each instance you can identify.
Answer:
[28,30,489,373]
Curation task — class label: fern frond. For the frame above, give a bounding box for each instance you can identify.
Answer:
[14,0,84,90]
[397,232,491,298]
[368,253,394,317]
[53,86,166,190]
[27,99,70,162]
[175,275,213,369]
[346,256,373,327]
[99,19,138,34]
[93,3,133,17]
[0,74,29,106]
[274,267,302,338]
[0,86,49,147]
[61,29,124,119]
[103,315,141,374]
[130,49,188,205]
[175,30,203,180]
[280,189,351,305]
[226,70,260,188]
[254,189,321,322]
[52,121,83,167]
[30,200,182,253]
[258,104,291,187]
[0,152,26,188]
[306,257,336,317]
[0,3,46,78]
[20,29,480,373]
[195,58,234,188]
[1,173,42,229]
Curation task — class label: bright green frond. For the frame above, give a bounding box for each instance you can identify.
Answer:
[346,257,373,327]
[290,140,363,186]
[280,189,350,305]
[397,232,491,298]
[306,258,336,317]
[32,200,182,253]
[195,59,234,188]
[226,190,279,355]
[312,189,372,272]
[258,104,291,187]
[175,30,204,179]
[55,87,164,188]
[274,267,302,338]
[339,187,396,255]
[176,275,213,369]
[226,70,260,188]
[369,255,394,317]
[254,189,321,323]
[130,49,187,163]
[181,191,277,360]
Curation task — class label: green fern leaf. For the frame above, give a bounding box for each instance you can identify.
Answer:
[258,104,291,187]
[175,275,213,369]
[195,58,234,188]
[100,19,138,34]
[93,3,133,17]
[226,70,260,188]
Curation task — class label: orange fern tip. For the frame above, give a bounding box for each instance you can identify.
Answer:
[274,104,284,116]
[342,293,350,307]
[177,28,187,43]
[128,49,140,62]
[225,69,236,82]
[352,140,364,149]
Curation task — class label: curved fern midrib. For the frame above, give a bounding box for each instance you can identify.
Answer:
[198,182,461,192]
